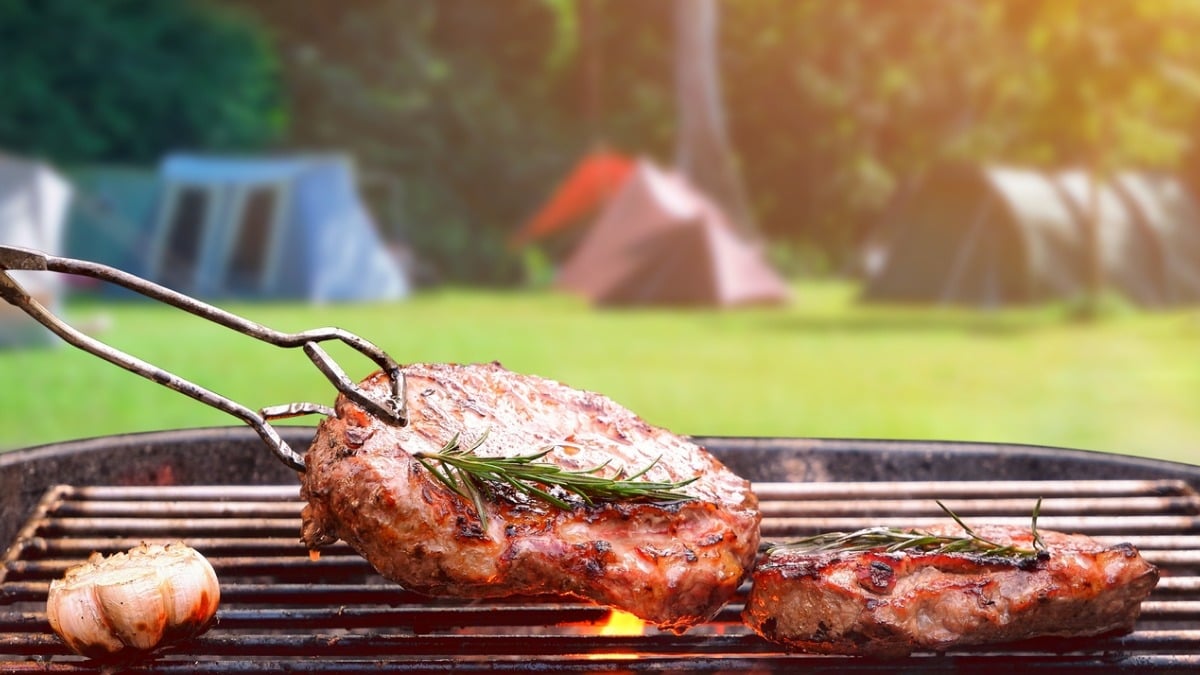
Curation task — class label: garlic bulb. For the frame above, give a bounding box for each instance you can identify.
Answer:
[46,542,220,659]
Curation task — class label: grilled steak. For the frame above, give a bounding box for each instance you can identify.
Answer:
[743,524,1159,656]
[299,362,760,632]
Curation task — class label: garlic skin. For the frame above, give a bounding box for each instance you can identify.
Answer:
[46,542,220,659]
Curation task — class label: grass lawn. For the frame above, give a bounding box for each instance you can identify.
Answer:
[2,280,1199,466]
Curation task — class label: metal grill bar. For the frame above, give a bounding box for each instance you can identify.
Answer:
[4,657,1200,674]
[2,582,421,606]
[36,517,303,535]
[761,514,1200,536]
[760,495,1200,516]
[15,537,356,556]
[6,600,1196,637]
[66,485,301,500]
[3,555,374,581]
[751,479,1198,499]
[5,630,1200,659]
[1159,577,1200,592]
[3,479,1199,672]
[51,501,305,517]
[64,479,1198,500]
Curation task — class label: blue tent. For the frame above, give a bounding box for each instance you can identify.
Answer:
[64,166,161,281]
[148,154,408,302]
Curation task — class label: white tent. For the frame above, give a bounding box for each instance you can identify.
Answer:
[863,165,1200,307]
[150,154,408,302]
[1112,172,1200,305]
[0,155,72,346]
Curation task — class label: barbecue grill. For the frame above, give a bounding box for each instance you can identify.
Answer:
[3,249,1199,670]
[3,427,1199,672]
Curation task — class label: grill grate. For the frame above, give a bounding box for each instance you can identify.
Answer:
[3,480,1199,672]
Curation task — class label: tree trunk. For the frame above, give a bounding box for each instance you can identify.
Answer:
[673,0,757,237]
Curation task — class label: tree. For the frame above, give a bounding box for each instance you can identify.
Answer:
[719,0,1200,268]
[673,0,757,237]
[0,0,284,164]
[993,0,1200,311]
[228,0,575,284]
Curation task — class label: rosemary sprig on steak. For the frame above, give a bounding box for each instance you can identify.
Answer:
[772,499,1047,559]
[413,429,698,525]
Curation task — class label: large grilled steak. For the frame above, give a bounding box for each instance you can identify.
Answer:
[299,362,761,632]
[743,524,1159,656]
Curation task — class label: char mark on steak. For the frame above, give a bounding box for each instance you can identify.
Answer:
[300,362,761,633]
[743,523,1159,656]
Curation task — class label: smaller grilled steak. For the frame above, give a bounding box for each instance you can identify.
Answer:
[743,524,1159,656]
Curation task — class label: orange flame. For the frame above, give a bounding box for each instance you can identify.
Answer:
[587,609,646,661]
[597,609,647,637]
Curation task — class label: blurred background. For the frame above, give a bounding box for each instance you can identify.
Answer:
[1,0,1198,465]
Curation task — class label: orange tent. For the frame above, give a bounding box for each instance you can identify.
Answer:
[557,160,790,307]
[509,150,634,248]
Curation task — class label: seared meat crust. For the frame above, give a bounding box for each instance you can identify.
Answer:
[744,524,1158,656]
[300,362,760,632]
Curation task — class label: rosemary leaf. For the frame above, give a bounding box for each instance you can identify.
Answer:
[771,500,1047,561]
[1031,497,1046,551]
[412,431,698,527]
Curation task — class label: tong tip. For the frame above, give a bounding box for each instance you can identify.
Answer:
[0,245,50,271]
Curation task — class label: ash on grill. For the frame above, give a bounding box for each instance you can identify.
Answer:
[3,479,1200,672]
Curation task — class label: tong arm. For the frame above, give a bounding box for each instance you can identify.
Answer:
[0,245,51,271]
[0,245,407,472]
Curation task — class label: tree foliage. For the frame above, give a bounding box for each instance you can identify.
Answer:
[720,0,1200,263]
[0,0,284,164]
[226,0,587,284]
[5,0,1200,279]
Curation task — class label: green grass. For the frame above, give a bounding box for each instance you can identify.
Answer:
[2,281,1199,466]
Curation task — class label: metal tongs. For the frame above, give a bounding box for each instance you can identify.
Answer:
[0,245,407,472]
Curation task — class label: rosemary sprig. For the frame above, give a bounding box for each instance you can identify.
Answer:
[772,498,1047,560]
[413,430,698,526]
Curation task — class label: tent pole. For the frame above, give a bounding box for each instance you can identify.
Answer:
[940,198,992,305]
